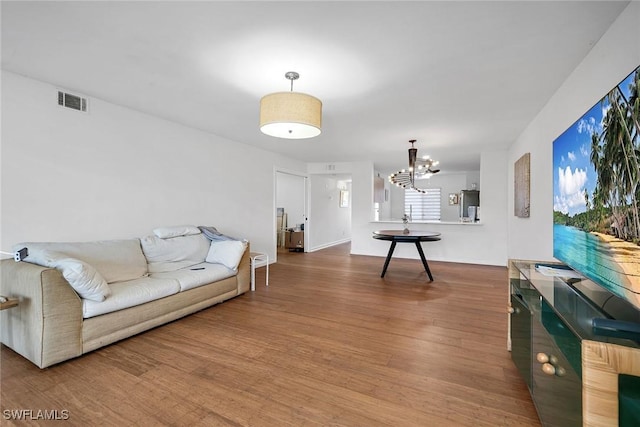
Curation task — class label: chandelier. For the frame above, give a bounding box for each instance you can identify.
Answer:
[259,71,322,139]
[388,140,440,193]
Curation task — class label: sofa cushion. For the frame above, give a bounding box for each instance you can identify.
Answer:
[140,234,210,273]
[205,240,247,271]
[82,277,180,319]
[15,239,148,284]
[53,257,111,302]
[153,225,201,239]
[150,262,236,291]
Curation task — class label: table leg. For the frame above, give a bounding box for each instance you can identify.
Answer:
[381,241,397,278]
[250,258,256,291]
[415,242,434,281]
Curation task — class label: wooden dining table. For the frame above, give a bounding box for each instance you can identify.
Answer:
[372,230,441,280]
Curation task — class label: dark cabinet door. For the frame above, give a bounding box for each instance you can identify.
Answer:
[531,303,582,427]
[510,294,532,390]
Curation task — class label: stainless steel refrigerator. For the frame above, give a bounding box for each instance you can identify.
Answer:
[460,190,480,221]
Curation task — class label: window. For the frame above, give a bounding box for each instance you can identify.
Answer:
[405,188,441,221]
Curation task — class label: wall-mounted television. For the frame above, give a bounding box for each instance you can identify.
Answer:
[553,65,640,310]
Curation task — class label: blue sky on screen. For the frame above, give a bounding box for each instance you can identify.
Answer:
[553,102,601,216]
[552,68,636,217]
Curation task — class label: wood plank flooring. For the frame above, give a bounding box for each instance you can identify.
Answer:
[1,243,540,426]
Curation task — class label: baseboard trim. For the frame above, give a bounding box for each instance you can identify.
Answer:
[307,238,351,252]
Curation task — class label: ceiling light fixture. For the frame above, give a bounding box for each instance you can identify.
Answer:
[388,140,440,193]
[260,71,322,139]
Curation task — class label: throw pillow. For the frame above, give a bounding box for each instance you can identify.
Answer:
[52,257,111,302]
[205,240,247,271]
[153,225,201,239]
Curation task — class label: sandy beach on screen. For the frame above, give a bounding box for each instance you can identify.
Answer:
[592,232,640,307]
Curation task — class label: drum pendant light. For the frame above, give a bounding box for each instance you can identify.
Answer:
[260,71,322,139]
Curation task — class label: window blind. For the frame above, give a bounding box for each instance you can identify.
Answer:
[405,188,441,221]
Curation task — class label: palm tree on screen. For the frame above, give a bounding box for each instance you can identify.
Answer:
[592,69,640,242]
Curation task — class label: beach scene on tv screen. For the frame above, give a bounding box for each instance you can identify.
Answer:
[553,65,640,309]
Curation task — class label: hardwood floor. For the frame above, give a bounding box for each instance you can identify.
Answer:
[1,243,540,426]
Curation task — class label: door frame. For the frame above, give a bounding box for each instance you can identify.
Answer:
[274,168,309,262]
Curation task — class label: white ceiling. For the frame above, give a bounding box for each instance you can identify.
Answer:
[1,1,629,173]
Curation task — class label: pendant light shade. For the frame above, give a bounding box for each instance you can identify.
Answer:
[259,72,322,139]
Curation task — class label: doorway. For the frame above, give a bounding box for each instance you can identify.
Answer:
[275,170,308,260]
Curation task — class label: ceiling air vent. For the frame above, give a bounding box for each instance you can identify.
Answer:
[57,91,88,112]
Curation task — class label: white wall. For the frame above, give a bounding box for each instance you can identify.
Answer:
[507,1,640,261]
[0,71,306,263]
[478,150,508,263]
[349,153,508,266]
[308,175,351,251]
[348,161,378,255]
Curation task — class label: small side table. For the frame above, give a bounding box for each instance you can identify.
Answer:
[0,297,19,310]
[249,252,269,292]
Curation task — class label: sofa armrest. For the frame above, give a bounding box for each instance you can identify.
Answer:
[236,243,251,295]
[1,259,83,368]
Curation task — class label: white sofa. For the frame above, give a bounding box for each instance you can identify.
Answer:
[0,226,250,368]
